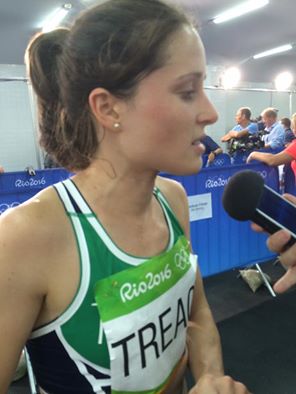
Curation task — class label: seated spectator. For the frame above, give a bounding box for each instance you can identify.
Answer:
[221,107,260,156]
[260,107,285,150]
[281,117,295,147]
[201,133,223,165]
[221,107,258,143]
[247,113,296,181]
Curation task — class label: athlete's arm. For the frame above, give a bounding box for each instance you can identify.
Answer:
[0,199,49,391]
[157,176,250,392]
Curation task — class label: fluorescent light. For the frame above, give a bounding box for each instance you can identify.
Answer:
[275,71,293,91]
[42,4,72,33]
[253,44,293,59]
[221,67,241,89]
[213,0,269,24]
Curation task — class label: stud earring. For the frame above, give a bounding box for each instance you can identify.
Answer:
[113,122,121,129]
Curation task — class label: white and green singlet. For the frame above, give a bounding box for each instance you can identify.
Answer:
[26,179,198,394]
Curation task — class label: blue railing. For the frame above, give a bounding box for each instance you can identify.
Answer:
[0,168,70,214]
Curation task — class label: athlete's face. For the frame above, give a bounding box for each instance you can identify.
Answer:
[118,26,218,175]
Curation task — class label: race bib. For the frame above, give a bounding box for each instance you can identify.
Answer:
[94,236,197,394]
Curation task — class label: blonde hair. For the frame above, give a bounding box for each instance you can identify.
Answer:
[261,107,278,119]
[291,113,296,131]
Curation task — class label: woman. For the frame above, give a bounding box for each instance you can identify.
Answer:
[247,113,296,180]
[0,1,249,393]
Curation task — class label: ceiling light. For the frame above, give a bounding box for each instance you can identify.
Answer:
[253,44,293,59]
[221,67,241,89]
[41,3,72,33]
[213,0,269,24]
[275,71,293,91]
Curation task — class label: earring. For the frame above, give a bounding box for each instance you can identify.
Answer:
[113,122,121,129]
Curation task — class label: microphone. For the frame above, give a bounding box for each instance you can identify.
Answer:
[222,170,296,244]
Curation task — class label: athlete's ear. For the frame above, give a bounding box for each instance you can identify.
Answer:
[89,88,122,130]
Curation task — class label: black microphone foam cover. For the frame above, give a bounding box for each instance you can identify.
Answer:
[222,170,264,221]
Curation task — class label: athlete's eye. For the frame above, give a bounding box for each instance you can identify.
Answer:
[180,91,197,101]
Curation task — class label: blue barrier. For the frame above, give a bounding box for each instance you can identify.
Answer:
[0,169,70,214]
[161,163,279,277]
[283,163,296,195]
[231,151,249,165]
[202,153,232,168]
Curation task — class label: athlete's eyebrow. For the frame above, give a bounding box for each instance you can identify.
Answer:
[174,72,206,83]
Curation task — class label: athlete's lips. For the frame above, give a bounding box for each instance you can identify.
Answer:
[191,139,205,154]
[191,138,201,145]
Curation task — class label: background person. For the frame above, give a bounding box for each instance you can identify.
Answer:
[260,107,285,150]
[247,113,296,181]
[221,107,259,156]
[0,1,249,393]
[281,117,295,147]
[201,133,223,165]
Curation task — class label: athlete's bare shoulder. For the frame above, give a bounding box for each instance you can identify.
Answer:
[0,185,68,273]
[1,185,64,233]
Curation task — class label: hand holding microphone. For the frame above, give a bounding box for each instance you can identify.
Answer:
[222,170,296,293]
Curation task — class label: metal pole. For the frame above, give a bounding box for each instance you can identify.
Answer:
[289,91,293,117]
[255,263,277,297]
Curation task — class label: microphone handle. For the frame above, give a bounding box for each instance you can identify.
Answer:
[252,211,296,249]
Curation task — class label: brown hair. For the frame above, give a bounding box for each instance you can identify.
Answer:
[281,117,291,129]
[25,0,192,170]
[239,107,252,120]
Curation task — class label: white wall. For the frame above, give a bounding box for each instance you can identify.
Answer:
[0,64,40,172]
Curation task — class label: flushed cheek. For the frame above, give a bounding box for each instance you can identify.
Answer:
[143,104,193,138]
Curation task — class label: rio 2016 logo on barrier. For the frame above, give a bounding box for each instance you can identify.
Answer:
[0,202,20,214]
[205,176,230,189]
[15,177,46,188]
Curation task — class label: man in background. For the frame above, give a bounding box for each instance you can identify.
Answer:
[281,117,295,147]
[261,107,285,150]
[221,107,259,156]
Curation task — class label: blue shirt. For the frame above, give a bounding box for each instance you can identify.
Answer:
[233,122,258,135]
[263,121,285,149]
[201,135,220,154]
[284,128,295,145]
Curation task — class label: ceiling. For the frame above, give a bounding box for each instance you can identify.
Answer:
[1,0,295,86]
